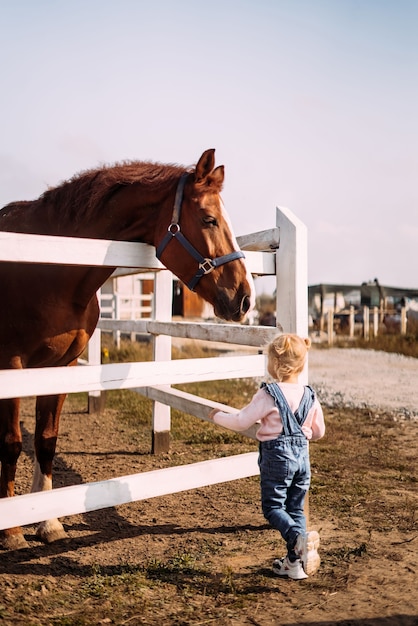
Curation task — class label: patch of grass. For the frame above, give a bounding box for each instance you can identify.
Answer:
[321,320,418,358]
[352,333,418,358]
[101,335,153,363]
[144,553,203,585]
[105,388,153,426]
[333,542,368,560]
[183,427,248,445]
[80,563,149,599]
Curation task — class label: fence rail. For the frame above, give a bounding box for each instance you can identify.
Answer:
[314,304,409,345]
[0,453,259,530]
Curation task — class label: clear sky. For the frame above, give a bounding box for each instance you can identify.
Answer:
[1,0,417,291]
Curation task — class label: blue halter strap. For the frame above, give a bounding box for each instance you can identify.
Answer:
[156,173,245,291]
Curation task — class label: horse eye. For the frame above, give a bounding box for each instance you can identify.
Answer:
[202,216,218,227]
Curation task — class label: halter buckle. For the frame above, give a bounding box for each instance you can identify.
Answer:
[168,223,180,235]
[199,258,215,274]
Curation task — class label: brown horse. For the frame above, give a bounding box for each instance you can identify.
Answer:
[0,149,255,549]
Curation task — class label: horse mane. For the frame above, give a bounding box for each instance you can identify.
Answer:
[40,160,188,224]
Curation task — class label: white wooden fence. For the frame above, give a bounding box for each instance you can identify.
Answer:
[0,206,308,531]
[319,305,409,346]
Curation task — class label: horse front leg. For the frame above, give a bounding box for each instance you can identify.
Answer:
[32,393,68,543]
[0,397,29,549]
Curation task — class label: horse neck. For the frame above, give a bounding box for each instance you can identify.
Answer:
[66,183,176,307]
[98,183,173,245]
[0,179,177,305]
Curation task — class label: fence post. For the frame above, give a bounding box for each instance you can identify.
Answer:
[349,305,355,338]
[275,206,308,379]
[363,306,370,340]
[327,309,334,346]
[373,306,379,338]
[114,293,121,348]
[275,206,308,337]
[151,269,173,454]
[401,306,407,335]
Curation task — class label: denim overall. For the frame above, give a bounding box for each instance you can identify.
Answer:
[258,382,316,561]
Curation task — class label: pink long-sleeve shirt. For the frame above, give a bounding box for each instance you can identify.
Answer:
[212,382,325,442]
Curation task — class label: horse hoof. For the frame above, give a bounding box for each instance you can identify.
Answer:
[1,532,29,550]
[36,520,68,544]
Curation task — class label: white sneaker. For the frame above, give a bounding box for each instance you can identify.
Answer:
[294,530,320,576]
[272,557,308,580]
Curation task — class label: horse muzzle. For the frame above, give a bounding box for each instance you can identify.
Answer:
[213,289,254,322]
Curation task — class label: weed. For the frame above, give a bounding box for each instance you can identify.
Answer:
[143,553,209,591]
[332,542,368,561]
[80,563,148,599]
[220,566,236,594]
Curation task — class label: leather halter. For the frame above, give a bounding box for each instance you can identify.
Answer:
[156,173,245,291]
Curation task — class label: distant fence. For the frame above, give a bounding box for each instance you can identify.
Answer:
[100,292,153,321]
[314,305,409,346]
[100,290,153,345]
[0,206,308,530]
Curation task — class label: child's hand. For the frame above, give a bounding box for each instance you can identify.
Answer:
[207,408,219,421]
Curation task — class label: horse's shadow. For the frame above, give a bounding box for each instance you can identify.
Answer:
[2,420,268,577]
[0,519,267,577]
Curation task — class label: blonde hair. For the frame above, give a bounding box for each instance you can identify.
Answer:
[266,333,311,381]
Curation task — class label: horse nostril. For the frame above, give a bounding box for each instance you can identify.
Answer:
[240,295,251,315]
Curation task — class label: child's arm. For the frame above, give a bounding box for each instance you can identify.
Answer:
[208,389,266,432]
[310,400,326,440]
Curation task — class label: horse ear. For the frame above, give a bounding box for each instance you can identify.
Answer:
[210,165,224,189]
[195,149,215,182]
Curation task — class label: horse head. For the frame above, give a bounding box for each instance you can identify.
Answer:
[155,149,255,322]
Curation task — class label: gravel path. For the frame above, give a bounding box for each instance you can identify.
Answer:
[308,348,418,419]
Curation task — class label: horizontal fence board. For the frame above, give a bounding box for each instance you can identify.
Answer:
[139,385,259,440]
[237,228,280,251]
[98,320,278,346]
[0,232,275,274]
[0,231,164,269]
[241,249,275,274]
[0,354,265,399]
[0,452,259,529]
[98,319,149,333]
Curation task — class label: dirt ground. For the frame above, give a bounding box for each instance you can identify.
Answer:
[1,348,417,626]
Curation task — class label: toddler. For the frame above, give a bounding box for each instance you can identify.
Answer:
[208,333,325,580]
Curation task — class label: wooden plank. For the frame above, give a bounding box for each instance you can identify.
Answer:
[138,385,259,440]
[98,319,149,334]
[97,320,278,347]
[0,232,164,269]
[0,232,274,275]
[237,228,280,251]
[0,452,259,530]
[242,250,275,275]
[0,354,266,399]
